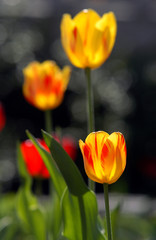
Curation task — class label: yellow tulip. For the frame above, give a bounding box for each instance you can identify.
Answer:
[79,131,126,184]
[23,61,71,110]
[60,9,117,69]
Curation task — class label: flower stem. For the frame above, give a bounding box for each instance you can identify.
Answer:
[103,183,113,240]
[85,67,95,133]
[84,67,95,192]
[44,109,53,134]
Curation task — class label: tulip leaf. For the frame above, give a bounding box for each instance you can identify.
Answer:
[61,188,106,240]
[17,141,31,188]
[26,130,66,198]
[16,144,46,240]
[42,130,106,240]
[26,130,66,239]
[42,130,88,196]
[17,187,46,240]
[45,187,63,240]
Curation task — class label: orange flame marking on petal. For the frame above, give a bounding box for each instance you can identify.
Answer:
[73,26,77,39]
[70,27,77,53]
[83,144,95,173]
[95,133,98,157]
[101,143,109,171]
[118,134,126,153]
[84,20,89,46]
[101,144,109,160]
[120,134,125,145]
[103,36,108,54]
[54,81,62,94]
[44,75,52,88]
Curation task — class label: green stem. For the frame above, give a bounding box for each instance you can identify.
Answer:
[85,67,95,133]
[44,110,53,134]
[84,67,95,192]
[103,183,113,240]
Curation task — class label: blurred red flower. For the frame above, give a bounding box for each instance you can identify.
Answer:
[21,139,50,178]
[20,135,77,178]
[0,102,6,131]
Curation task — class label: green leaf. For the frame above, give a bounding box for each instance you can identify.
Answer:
[42,130,88,196]
[26,130,66,198]
[42,130,106,240]
[61,188,106,240]
[26,130,65,239]
[16,144,46,240]
[17,142,31,188]
[111,204,121,239]
[17,187,46,240]
[45,187,63,240]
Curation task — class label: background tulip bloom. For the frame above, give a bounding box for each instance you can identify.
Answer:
[0,102,6,131]
[23,61,71,110]
[21,139,50,178]
[21,135,77,178]
[61,9,117,69]
[79,131,126,184]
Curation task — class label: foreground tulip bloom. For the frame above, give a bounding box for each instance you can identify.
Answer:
[23,61,71,110]
[0,102,6,131]
[21,139,50,178]
[79,131,126,184]
[61,9,117,69]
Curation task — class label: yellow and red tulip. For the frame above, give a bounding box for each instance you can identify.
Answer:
[79,131,126,184]
[23,60,71,110]
[60,9,117,69]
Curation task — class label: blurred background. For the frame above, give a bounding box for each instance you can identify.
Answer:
[0,0,156,198]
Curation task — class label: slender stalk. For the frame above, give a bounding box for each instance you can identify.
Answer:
[84,67,95,192]
[44,109,53,197]
[103,183,113,240]
[44,109,53,134]
[84,67,95,133]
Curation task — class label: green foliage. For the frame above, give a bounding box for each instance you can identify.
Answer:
[42,130,88,196]
[16,143,46,240]
[115,213,154,240]
[41,130,106,240]
[26,130,66,198]
[0,131,155,240]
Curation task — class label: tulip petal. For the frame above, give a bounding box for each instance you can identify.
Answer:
[60,14,86,68]
[73,9,103,68]
[96,12,117,50]
[107,132,126,183]
[80,131,110,183]
[90,12,117,68]
[74,9,100,48]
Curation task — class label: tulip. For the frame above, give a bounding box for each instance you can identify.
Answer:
[23,61,71,110]
[79,131,126,184]
[0,102,6,131]
[61,9,117,69]
[21,135,77,178]
[20,139,50,178]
